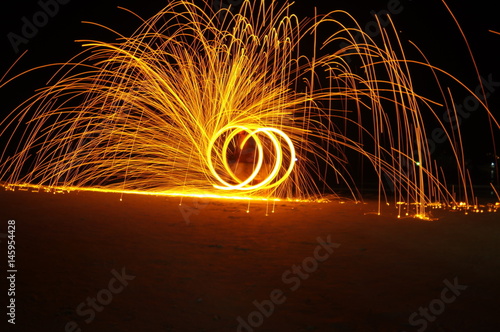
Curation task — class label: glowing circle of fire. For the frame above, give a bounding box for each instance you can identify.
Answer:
[207,125,296,191]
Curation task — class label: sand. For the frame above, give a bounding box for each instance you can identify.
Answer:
[1,188,499,332]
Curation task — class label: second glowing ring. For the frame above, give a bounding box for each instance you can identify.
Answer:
[207,125,296,191]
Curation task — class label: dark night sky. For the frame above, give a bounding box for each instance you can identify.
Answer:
[0,0,499,184]
[1,1,498,87]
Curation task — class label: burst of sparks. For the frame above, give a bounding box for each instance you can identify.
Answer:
[0,0,498,218]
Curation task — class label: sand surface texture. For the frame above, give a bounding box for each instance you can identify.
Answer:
[1,189,499,331]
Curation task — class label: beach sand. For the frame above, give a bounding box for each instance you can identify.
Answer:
[1,189,499,331]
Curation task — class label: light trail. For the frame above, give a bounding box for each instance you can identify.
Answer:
[0,1,498,218]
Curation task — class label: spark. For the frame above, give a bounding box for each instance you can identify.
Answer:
[0,1,498,219]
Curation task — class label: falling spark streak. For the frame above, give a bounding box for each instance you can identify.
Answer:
[0,1,498,219]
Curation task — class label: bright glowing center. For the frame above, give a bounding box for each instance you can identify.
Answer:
[207,125,296,191]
